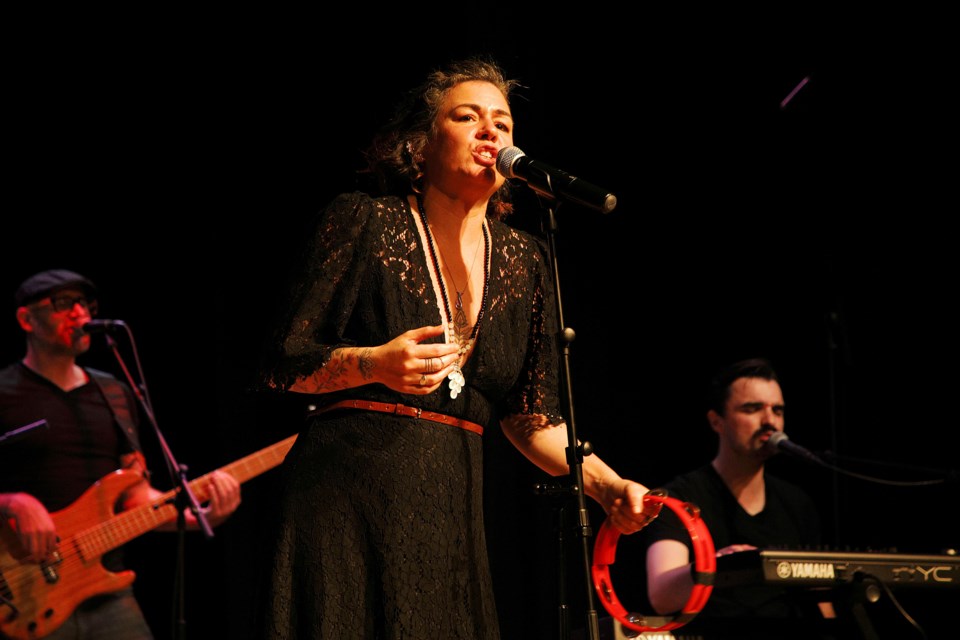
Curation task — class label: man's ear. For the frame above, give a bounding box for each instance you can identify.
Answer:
[706,409,723,434]
[15,306,34,333]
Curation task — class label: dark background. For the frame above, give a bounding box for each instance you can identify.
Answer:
[4,10,957,640]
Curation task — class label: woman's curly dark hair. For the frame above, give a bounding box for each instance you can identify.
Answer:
[363,56,521,220]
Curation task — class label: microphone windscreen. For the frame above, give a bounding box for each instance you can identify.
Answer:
[765,431,788,453]
[80,319,127,334]
[496,146,525,178]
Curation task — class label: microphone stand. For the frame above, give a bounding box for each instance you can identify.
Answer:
[101,326,213,640]
[825,261,854,546]
[818,451,958,486]
[534,198,602,640]
[825,310,841,545]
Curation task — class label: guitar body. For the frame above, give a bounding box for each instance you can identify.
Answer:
[1,470,142,640]
[0,433,297,639]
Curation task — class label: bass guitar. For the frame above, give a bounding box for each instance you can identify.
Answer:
[0,434,297,639]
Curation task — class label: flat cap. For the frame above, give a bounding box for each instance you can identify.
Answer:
[15,269,98,307]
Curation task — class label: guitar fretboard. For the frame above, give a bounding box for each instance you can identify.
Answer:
[76,434,297,559]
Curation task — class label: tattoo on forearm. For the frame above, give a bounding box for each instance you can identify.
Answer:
[296,347,374,393]
[358,348,375,379]
[322,348,350,389]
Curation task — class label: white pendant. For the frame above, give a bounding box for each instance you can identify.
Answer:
[448,366,465,399]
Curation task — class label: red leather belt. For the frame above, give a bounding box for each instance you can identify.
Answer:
[309,399,484,436]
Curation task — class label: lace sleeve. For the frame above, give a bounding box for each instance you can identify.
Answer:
[501,232,565,427]
[255,192,377,392]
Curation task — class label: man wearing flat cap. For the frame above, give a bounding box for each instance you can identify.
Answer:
[0,269,241,639]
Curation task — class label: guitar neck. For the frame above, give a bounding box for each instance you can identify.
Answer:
[180,434,299,502]
[78,434,297,558]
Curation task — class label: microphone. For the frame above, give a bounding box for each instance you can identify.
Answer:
[765,431,825,465]
[496,146,617,214]
[81,319,128,334]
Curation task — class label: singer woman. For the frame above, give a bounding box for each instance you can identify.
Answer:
[254,56,659,640]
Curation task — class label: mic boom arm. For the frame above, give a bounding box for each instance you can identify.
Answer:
[496,146,617,214]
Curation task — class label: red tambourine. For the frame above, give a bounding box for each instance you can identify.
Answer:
[592,490,716,633]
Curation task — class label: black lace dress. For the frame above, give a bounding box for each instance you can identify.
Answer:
[256,191,564,639]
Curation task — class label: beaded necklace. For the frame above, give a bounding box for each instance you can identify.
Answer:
[417,195,491,399]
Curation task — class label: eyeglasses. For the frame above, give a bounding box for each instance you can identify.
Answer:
[34,294,99,316]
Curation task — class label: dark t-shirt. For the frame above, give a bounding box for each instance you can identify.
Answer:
[642,464,824,621]
[0,362,140,570]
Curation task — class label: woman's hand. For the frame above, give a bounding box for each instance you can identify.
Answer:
[376,324,461,394]
[602,479,663,535]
